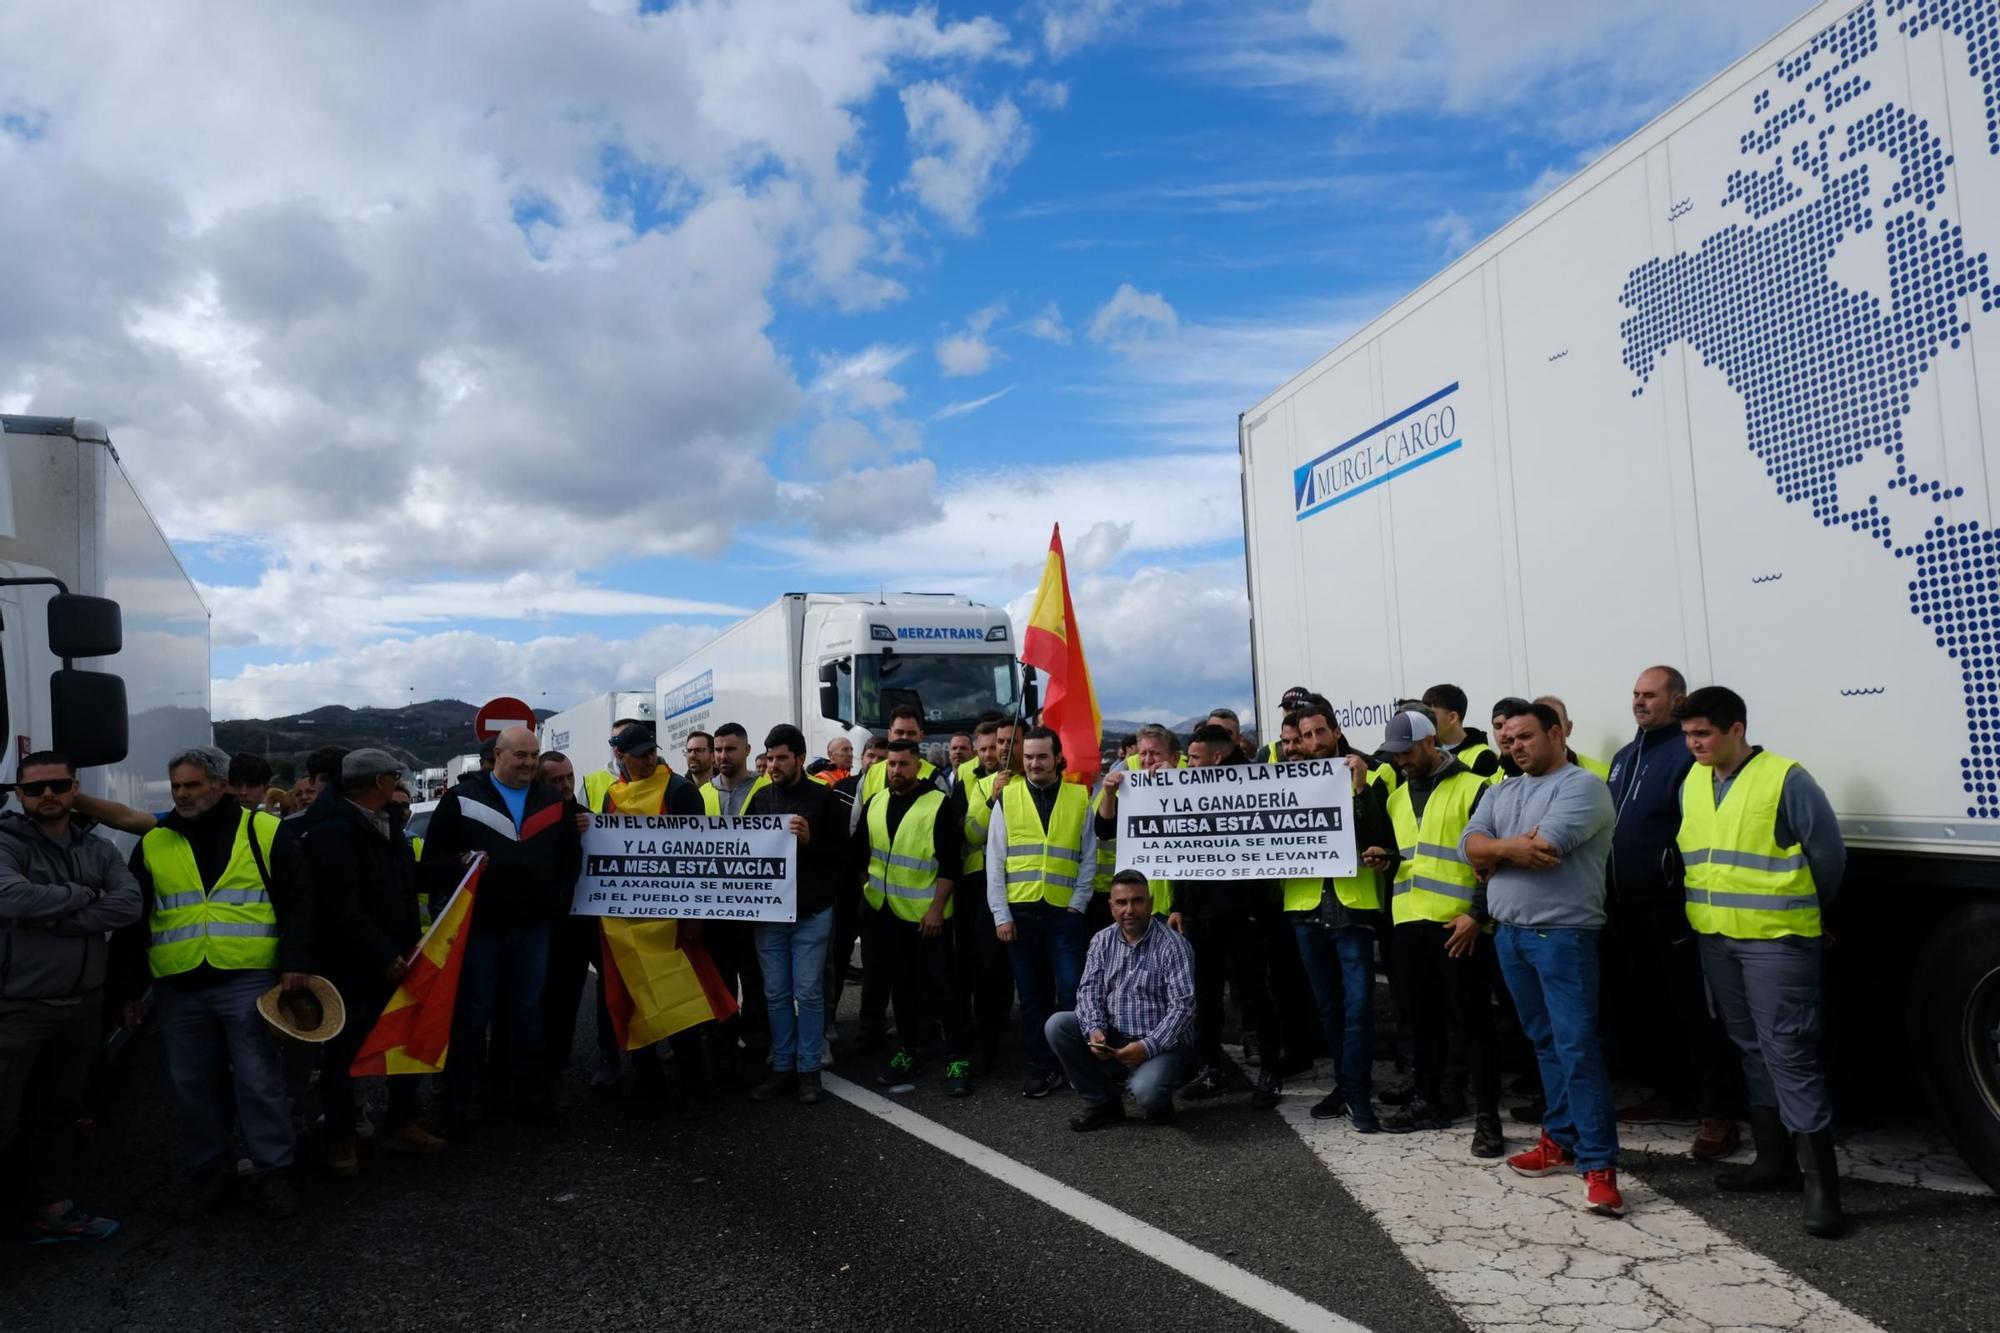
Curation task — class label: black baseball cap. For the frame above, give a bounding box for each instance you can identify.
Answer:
[612,723,658,757]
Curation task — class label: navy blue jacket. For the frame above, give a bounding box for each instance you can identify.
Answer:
[1606,724,1696,905]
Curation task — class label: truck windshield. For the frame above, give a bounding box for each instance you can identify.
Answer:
[857,652,1016,731]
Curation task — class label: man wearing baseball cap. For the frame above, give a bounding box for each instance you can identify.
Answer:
[1365,710,1506,1159]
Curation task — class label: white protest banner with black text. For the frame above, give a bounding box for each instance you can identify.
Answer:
[1115,760,1356,881]
[573,815,797,922]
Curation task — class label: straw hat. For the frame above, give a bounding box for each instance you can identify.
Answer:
[255,975,346,1043]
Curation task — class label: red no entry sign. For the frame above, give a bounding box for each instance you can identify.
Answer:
[473,696,536,741]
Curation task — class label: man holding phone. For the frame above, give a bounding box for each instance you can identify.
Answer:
[1045,871,1195,1130]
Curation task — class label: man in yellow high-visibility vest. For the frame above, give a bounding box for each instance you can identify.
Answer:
[1676,686,1846,1238]
[123,745,314,1218]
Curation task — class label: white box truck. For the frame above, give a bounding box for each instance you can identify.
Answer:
[1238,0,2000,1186]
[656,593,1023,761]
[0,416,211,837]
[539,690,655,782]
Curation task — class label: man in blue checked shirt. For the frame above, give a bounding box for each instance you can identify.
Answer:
[1045,871,1196,1130]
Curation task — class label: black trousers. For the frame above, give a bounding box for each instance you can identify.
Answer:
[542,914,605,1078]
[1395,919,1500,1114]
[1262,913,1321,1062]
[952,873,1015,1054]
[1610,898,1737,1117]
[703,921,768,1050]
[865,904,970,1059]
[1187,914,1276,1069]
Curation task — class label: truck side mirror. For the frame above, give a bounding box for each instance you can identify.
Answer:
[1021,665,1040,719]
[50,668,128,766]
[48,594,122,659]
[818,662,848,725]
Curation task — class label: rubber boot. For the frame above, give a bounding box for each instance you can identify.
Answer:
[1797,1129,1844,1238]
[1716,1105,1802,1192]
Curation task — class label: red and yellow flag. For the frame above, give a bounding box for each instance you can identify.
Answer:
[349,855,485,1076]
[1021,522,1103,782]
[599,919,739,1051]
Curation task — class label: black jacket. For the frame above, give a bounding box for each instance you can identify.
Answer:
[420,774,582,933]
[297,798,423,991]
[746,776,846,918]
[1607,723,1697,904]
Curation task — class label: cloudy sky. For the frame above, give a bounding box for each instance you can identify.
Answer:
[0,0,1806,723]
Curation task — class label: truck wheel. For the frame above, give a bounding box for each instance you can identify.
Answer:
[1908,900,2000,1193]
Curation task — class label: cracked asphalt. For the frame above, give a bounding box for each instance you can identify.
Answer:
[6,989,1996,1333]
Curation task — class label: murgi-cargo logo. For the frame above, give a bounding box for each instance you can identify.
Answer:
[1294,381,1462,521]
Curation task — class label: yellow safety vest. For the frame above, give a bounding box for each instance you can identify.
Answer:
[962,768,1000,876]
[1678,751,1821,940]
[1282,762,1397,914]
[1386,770,1485,925]
[999,780,1089,907]
[1454,741,1499,781]
[582,769,617,814]
[1123,754,1188,770]
[410,835,425,862]
[704,774,769,817]
[1577,752,1610,782]
[864,788,948,922]
[141,808,283,978]
[956,757,981,792]
[862,758,936,804]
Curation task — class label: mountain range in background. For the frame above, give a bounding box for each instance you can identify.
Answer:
[213,703,1245,783]
[214,699,553,779]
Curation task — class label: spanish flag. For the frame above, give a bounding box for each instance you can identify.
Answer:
[1022,523,1103,782]
[349,855,485,1076]
[599,919,739,1051]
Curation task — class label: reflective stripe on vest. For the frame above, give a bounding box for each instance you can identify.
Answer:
[962,768,998,875]
[141,808,282,978]
[1677,751,1821,940]
[864,788,947,922]
[1281,763,1394,913]
[1000,780,1090,906]
[1386,771,1484,925]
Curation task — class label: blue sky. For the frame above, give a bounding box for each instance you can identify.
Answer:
[0,0,1808,724]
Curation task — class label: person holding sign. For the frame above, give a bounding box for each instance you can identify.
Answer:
[744,725,843,1106]
[1047,871,1196,1130]
[1282,705,1397,1132]
[985,727,1095,1100]
[858,739,974,1098]
[1369,710,1506,1158]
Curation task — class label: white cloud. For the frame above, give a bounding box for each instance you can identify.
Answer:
[1088,283,1179,351]
[901,83,1031,233]
[1427,208,1476,258]
[934,300,1007,377]
[0,0,1020,608]
[1191,0,1806,137]
[932,385,1015,421]
[1037,0,1181,58]
[812,344,913,413]
[1023,78,1071,109]
[214,620,724,722]
[795,457,943,538]
[1023,300,1072,344]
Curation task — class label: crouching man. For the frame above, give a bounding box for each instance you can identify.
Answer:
[1045,871,1195,1130]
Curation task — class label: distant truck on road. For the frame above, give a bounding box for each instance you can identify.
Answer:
[1238,0,2000,1188]
[0,416,209,840]
[655,593,1026,762]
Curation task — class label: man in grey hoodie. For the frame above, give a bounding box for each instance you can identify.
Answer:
[0,752,143,1242]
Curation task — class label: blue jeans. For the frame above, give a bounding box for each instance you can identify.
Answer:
[1496,925,1618,1171]
[446,922,551,1114]
[756,907,834,1074]
[1006,903,1085,1074]
[155,970,295,1172]
[1045,1011,1188,1114]
[1294,923,1374,1099]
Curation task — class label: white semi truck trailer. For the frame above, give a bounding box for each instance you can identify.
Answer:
[0,416,210,835]
[1238,0,2000,1187]
[655,593,1024,761]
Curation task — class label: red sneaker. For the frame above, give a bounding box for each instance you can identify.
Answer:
[1507,1132,1576,1177]
[1584,1168,1626,1217]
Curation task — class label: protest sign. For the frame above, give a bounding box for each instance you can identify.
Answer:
[573,814,797,922]
[1115,760,1357,881]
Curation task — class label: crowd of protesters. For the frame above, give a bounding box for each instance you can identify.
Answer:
[0,663,1848,1245]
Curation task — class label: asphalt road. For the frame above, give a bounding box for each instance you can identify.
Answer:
[7,987,1996,1333]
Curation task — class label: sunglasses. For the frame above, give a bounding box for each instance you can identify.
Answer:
[18,778,75,796]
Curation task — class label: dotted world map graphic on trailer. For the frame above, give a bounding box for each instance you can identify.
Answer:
[1620,0,2000,817]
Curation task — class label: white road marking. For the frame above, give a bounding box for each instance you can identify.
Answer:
[820,1073,1370,1333]
[1278,1097,1884,1333]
